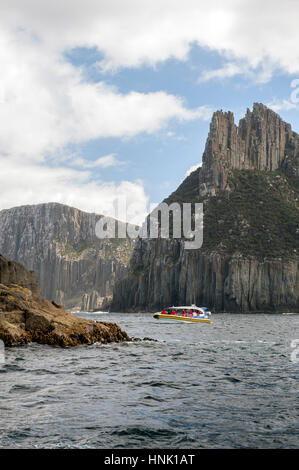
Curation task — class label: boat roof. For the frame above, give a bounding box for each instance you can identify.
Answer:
[168,306,208,311]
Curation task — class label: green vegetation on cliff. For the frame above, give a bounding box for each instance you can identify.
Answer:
[58,237,134,266]
[204,169,298,259]
[165,165,299,260]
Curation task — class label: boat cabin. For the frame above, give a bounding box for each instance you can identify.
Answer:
[161,305,210,318]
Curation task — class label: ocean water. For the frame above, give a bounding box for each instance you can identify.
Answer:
[0,312,298,449]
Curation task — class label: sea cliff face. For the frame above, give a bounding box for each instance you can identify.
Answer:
[112,104,299,313]
[0,203,135,311]
[113,240,298,312]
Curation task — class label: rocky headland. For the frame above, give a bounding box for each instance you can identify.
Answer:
[111,103,299,313]
[0,254,131,347]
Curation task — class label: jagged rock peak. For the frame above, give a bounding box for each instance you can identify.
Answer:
[199,103,299,196]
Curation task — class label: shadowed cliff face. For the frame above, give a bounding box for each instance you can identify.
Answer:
[111,104,299,313]
[0,204,136,311]
[0,254,40,295]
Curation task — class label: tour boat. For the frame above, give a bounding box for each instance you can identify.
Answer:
[153,305,211,323]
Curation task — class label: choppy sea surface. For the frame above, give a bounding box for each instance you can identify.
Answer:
[0,312,298,449]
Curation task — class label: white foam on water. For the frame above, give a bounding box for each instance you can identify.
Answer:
[0,339,5,367]
[87,311,109,315]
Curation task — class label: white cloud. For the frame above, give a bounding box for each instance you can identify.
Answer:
[185,162,202,178]
[198,63,245,83]
[197,62,273,85]
[1,0,299,219]
[1,0,299,77]
[165,131,187,142]
[266,99,298,113]
[0,16,211,218]
[0,28,207,159]
[0,156,149,225]
[70,154,124,169]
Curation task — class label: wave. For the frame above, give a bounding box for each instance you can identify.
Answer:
[72,310,109,315]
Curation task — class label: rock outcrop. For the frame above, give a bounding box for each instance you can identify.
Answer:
[0,203,136,311]
[199,103,299,196]
[0,254,131,347]
[111,104,299,313]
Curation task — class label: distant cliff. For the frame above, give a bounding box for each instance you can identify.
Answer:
[0,203,136,311]
[112,104,299,313]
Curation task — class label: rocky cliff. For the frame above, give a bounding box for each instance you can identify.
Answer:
[199,102,299,196]
[111,104,299,313]
[0,254,131,347]
[0,203,136,311]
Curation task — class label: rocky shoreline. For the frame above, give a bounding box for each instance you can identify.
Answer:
[0,254,131,347]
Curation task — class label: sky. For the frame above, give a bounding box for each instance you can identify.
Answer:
[1,0,299,224]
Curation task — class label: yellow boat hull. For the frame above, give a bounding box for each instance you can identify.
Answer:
[153,313,211,323]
